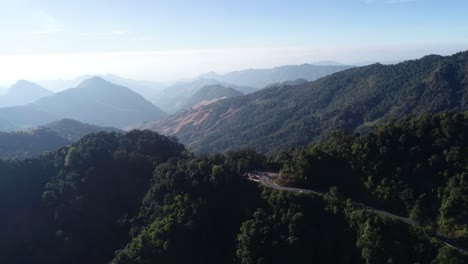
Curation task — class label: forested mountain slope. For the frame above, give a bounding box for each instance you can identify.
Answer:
[151,51,468,154]
[1,114,467,263]
[0,131,185,264]
[181,84,244,110]
[276,111,468,245]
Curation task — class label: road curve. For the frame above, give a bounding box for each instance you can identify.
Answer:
[247,171,468,256]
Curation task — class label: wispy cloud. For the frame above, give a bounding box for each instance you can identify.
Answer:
[25,10,64,35]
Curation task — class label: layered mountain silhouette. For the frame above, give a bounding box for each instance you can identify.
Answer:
[144,51,468,153]
[0,106,60,131]
[39,74,166,100]
[151,78,254,113]
[0,80,53,107]
[0,119,121,159]
[37,63,353,114]
[181,84,244,110]
[196,64,354,88]
[0,77,166,130]
[40,118,121,141]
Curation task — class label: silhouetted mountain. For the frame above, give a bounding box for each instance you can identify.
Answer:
[98,74,166,100]
[196,64,354,88]
[151,78,255,113]
[147,51,468,153]
[33,77,166,127]
[39,74,166,100]
[181,84,244,110]
[0,119,121,159]
[40,118,121,141]
[0,106,60,131]
[0,77,166,129]
[0,80,53,107]
[38,75,92,92]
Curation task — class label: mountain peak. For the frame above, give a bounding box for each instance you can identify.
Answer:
[8,80,52,95]
[77,76,109,88]
[26,75,167,128]
[10,79,45,89]
[14,79,35,85]
[197,71,220,79]
[180,84,244,110]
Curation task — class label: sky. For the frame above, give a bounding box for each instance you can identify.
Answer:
[0,0,467,84]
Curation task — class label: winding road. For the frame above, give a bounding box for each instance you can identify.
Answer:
[247,171,468,256]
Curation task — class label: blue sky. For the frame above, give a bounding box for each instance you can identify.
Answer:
[0,0,467,83]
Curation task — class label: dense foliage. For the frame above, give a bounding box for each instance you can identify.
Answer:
[0,130,184,263]
[1,113,467,263]
[154,51,468,154]
[277,112,468,246]
[113,150,265,263]
[113,153,455,264]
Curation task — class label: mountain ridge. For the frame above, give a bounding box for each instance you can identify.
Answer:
[0,80,53,108]
[181,84,244,110]
[195,63,354,88]
[151,78,255,113]
[147,51,468,154]
[0,77,166,130]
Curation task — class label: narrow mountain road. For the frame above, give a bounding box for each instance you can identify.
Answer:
[247,171,468,256]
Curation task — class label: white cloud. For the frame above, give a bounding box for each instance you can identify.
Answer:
[25,10,64,35]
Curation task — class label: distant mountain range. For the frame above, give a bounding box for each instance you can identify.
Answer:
[0,77,166,130]
[39,74,166,100]
[181,84,244,110]
[151,78,255,113]
[151,63,350,114]
[142,51,468,154]
[0,80,53,108]
[41,118,121,141]
[33,63,353,114]
[0,119,121,159]
[196,64,354,88]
